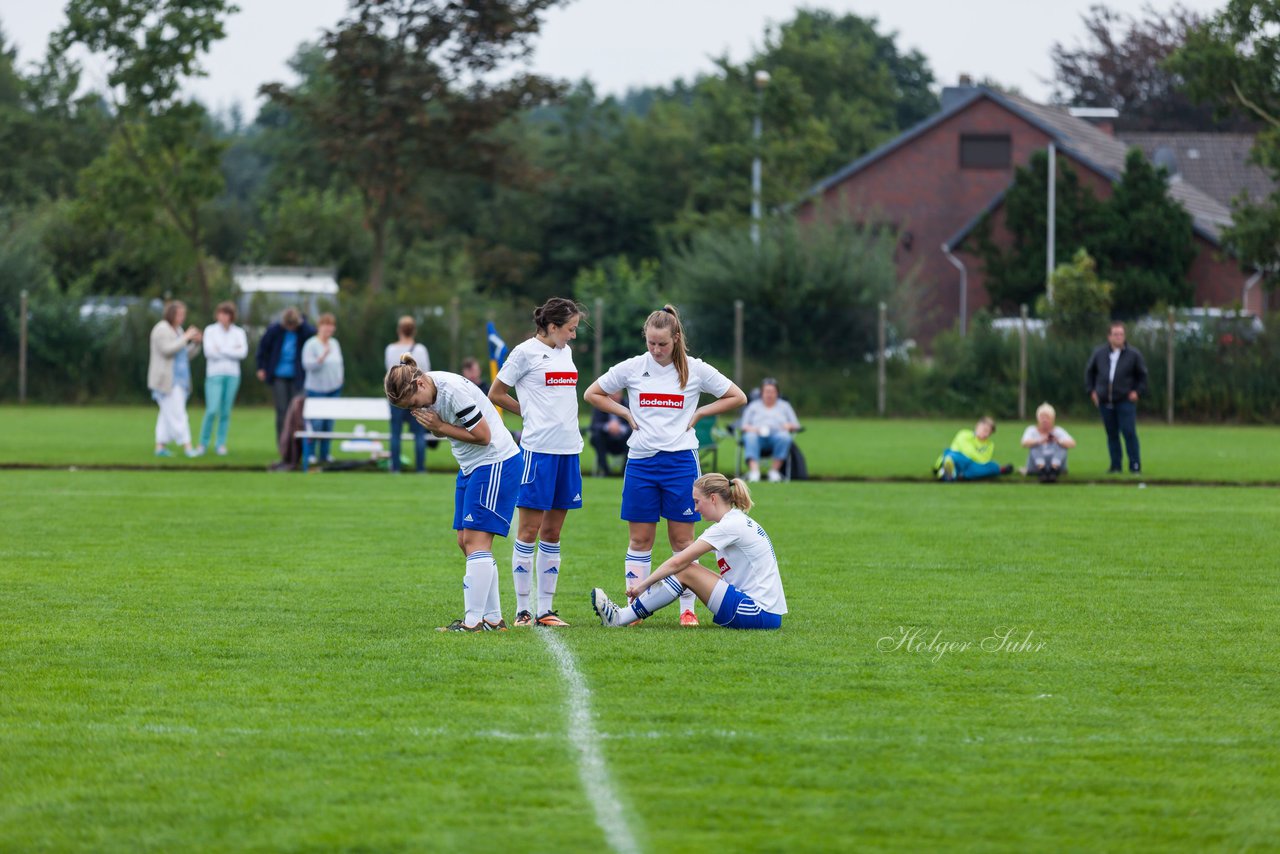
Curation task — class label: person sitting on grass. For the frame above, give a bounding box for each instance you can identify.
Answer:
[591,473,787,630]
[1020,402,1076,483]
[934,416,1013,482]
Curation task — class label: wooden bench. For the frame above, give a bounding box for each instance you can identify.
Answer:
[296,397,437,472]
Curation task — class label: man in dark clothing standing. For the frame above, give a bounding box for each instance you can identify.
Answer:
[256,307,317,444]
[1085,321,1148,474]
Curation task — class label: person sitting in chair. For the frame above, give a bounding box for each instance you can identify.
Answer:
[589,389,632,476]
[741,378,800,483]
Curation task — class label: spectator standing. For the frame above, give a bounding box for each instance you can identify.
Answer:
[256,307,316,443]
[740,378,801,482]
[461,357,490,395]
[384,316,431,473]
[148,300,202,457]
[1020,403,1076,482]
[1085,321,1148,474]
[197,301,248,456]
[302,313,344,464]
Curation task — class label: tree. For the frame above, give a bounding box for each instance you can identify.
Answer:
[666,215,902,366]
[1037,248,1114,338]
[975,149,1194,316]
[54,0,238,310]
[1098,148,1194,316]
[1049,3,1249,130]
[261,0,566,294]
[974,151,1107,311]
[1171,0,1280,275]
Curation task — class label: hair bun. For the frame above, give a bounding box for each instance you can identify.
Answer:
[400,353,418,368]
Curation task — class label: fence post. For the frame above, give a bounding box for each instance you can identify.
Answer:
[449,295,460,371]
[1167,306,1175,425]
[733,299,744,389]
[593,297,604,381]
[19,289,28,404]
[877,301,887,416]
[1018,304,1028,420]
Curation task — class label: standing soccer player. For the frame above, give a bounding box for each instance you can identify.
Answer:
[584,305,746,626]
[591,474,787,630]
[384,354,521,632]
[488,297,584,627]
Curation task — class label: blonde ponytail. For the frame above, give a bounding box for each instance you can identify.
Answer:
[693,473,754,512]
[385,352,425,407]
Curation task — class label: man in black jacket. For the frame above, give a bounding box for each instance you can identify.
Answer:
[1085,321,1148,473]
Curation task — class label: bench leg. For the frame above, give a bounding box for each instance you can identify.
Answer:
[301,437,311,472]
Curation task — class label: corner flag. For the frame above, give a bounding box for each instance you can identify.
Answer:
[487,321,508,383]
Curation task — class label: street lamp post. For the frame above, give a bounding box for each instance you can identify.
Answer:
[750,69,770,247]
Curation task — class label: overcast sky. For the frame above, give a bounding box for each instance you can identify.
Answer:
[1,0,1227,119]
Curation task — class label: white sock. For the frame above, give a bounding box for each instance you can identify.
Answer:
[486,557,503,624]
[625,549,652,603]
[463,551,492,626]
[680,585,696,614]
[512,539,535,615]
[623,576,684,623]
[537,540,561,617]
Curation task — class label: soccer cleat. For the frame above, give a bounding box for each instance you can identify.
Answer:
[536,611,570,627]
[680,609,699,627]
[437,619,484,633]
[941,456,956,481]
[513,610,534,627]
[483,618,509,631]
[591,588,623,627]
[999,464,1014,475]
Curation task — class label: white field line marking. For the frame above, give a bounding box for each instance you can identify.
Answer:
[538,630,640,854]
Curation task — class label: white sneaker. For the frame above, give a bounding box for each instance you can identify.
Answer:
[591,588,623,627]
[767,470,783,482]
[186,447,205,458]
[747,469,761,483]
[215,445,228,456]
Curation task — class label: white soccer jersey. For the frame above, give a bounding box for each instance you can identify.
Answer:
[597,354,732,459]
[425,371,519,475]
[496,338,583,454]
[699,508,787,615]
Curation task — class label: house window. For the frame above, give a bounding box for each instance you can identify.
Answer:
[960,134,1012,169]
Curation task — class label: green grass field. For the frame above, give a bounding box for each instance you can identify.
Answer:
[3,405,1279,482]
[2,467,1277,850]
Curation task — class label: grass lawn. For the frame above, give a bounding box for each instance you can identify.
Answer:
[1,469,1277,850]
[3,405,1279,483]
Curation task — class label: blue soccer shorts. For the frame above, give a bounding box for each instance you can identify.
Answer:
[620,450,700,524]
[516,450,584,511]
[453,451,521,536]
[712,580,783,630]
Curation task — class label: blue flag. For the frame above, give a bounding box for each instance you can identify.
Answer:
[487,321,508,383]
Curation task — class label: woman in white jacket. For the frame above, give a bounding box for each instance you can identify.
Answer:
[197,301,249,456]
[148,300,202,457]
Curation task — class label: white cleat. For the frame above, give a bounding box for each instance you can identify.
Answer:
[591,588,623,627]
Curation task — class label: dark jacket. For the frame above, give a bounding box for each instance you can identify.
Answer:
[256,319,316,381]
[1085,343,1148,404]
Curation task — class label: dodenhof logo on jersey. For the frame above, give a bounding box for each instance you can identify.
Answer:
[638,393,684,409]
[544,372,578,386]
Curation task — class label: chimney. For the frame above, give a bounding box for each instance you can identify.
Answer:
[941,73,977,112]
[1068,106,1119,136]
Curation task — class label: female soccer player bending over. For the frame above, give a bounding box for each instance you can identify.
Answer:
[591,474,787,630]
[385,353,522,632]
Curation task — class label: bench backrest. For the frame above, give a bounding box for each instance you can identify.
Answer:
[301,397,391,421]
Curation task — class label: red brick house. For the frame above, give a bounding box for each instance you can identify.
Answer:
[796,84,1272,344]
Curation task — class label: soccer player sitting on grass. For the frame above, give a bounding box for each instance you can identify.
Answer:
[934,416,1013,482]
[591,474,787,630]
